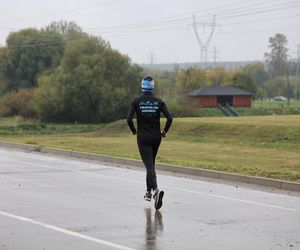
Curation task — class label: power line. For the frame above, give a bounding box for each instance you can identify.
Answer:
[2,12,299,49]
[1,0,299,36]
[218,2,300,21]
[3,15,299,50]
[88,0,299,33]
[0,0,298,34]
[87,0,264,31]
[222,13,300,26]
[1,0,300,49]
[89,4,300,40]
[100,12,299,38]
[195,0,300,20]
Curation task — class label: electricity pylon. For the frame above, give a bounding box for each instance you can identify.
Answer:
[191,15,219,67]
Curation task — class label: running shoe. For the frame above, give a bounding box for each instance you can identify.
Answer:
[144,191,152,201]
[153,190,164,210]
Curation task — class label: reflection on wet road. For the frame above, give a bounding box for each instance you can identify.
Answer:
[0,148,300,250]
[145,208,163,250]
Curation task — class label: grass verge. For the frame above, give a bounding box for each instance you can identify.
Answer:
[0,115,300,182]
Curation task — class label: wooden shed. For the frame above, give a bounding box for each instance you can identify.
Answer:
[187,86,253,108]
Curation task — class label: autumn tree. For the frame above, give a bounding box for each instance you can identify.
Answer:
[174,67,207,100]
[242,62,268,85]
[44,20,86,41]
[232,71,257,95]
[264,33,288,78]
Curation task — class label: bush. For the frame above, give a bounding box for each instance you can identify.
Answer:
[0,89,35,118]
[163,97,199,117]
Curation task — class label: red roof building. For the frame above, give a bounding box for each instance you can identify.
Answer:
[187,86,253,108]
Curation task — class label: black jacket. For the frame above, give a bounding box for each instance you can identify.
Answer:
[127,94,173,140]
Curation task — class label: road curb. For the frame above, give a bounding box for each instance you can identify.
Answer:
[1,140,300,192]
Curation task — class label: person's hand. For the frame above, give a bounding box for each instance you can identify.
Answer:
[161,130,166,138]
[131,131,137,135]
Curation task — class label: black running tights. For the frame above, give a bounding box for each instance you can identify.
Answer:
[137,138,161,192]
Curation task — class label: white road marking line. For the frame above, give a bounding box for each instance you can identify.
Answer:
[68,173,300,213]
[0,210,136,250]
[169,187,300,213]
[2,149,300,213]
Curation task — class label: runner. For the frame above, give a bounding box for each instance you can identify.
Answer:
[127,76,173,210]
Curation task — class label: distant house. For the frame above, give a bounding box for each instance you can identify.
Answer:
[187,86,253,108]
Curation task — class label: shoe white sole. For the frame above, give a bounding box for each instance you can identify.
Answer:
[144,197,151,202]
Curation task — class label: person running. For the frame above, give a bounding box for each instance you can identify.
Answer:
[127,76,173,210]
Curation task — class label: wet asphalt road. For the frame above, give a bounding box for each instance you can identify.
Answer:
[0,148,300,250]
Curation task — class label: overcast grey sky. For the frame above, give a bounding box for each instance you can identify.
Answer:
[0,0,299,64]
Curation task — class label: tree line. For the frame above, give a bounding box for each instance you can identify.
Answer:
[0,24,299,122]
[151,33,299,100]
[143,33,300,116]
[0,21,142,122]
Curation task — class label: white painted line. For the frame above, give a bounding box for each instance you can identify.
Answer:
[68,173,300,213]
[170,187,300,213]
[0,210,136,250]
[2,148,300,213]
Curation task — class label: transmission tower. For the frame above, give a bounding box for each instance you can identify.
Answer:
[212,46,220,66]
[297,44,300,77]
[295,44,300,99]
[149,51,156,65]
[191,15,219,67]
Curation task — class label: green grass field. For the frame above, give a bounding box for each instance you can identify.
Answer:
[168,100,300,117]
[253,100,300,109]
[237,100,300,116]
[0,115,300,183]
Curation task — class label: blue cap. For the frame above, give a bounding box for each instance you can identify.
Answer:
[141,76,154,94]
